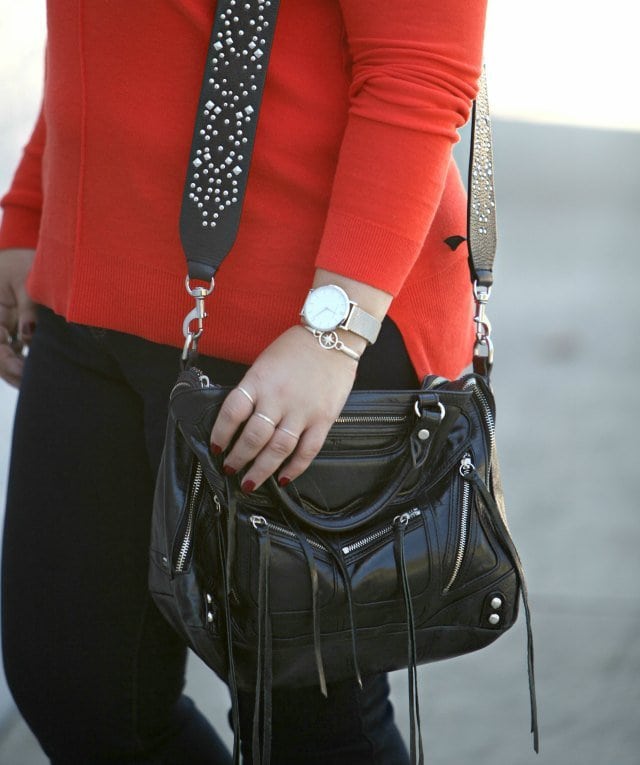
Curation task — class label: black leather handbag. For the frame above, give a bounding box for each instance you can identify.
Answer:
[148,3,538,762]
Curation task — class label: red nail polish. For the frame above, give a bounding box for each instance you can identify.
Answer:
[211,443,222,456]
[241,480,256,494]
[223,465,236,476]
[278,477,291,488]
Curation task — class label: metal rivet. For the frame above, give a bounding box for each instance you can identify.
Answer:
[490,597,503,610]
[207,611,214,623]
[488,613,500,625]
[206,593,212,604]
[417,429,430,441]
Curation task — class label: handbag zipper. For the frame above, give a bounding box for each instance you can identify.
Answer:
[175,463,221,573]
[340,508,421,556]
[464,378,495,477]
[250,515,329,552]
[334,414,406,424]
[249,509,422,558]
[443,454,474,592]
[175,463,204,572]
[170,369,211,398]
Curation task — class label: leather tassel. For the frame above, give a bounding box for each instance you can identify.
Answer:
[286,521,327,697]
[394,519,424,765]
[253,524,273,765]
[332,549,362,689]
[224,475,237,595]
[217,514,241,765]
[467,470,540,754]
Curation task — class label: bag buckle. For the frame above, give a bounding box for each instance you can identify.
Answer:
[182,275,215,360]
[473,281,494,374]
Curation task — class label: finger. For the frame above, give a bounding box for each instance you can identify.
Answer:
[239,423,302,491]
[222,410,280,476]
[0,344,24,388]
[210,384,257,453]
[275,424,329,486]
[17,303,37,345]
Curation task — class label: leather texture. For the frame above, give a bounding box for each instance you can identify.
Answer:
[149,368,522,688]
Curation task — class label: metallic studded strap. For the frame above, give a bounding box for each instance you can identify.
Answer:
[467,69,497,288]
[180,0,280,282]
[180,5,498,289]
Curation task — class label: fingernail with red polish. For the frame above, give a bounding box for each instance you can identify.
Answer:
[223,465,236,476]
[211,443,222,456]
[241,480,256,494]
[278,477,291,488]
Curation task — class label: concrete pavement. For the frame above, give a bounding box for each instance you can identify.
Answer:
[1,120,639,763]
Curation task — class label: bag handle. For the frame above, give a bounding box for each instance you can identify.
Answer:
[179,1,498,368]
[269,455,415,534]
[266,395,464,534]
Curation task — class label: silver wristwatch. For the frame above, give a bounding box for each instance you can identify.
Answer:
[300,284,381,345]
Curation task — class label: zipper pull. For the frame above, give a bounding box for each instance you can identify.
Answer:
[459,454,475,477]
[394,512,411,527]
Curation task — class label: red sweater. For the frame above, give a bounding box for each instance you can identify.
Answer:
[0,0,487,379]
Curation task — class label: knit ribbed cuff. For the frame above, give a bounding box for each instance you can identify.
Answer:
[315,209,421,296]
[0,205,41,250]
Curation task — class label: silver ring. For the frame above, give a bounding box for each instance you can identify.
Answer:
[277,426,299,440]
[254,412,276,427]
[236,386,255,406]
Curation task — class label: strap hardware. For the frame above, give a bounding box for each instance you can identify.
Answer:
[182,275,215,360]
[473,281,494,374]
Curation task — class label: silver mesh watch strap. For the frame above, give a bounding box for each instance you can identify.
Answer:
[341,304,381,345]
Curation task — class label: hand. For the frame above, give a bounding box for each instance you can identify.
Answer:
[0,248,37,388]
[210,324,362,492]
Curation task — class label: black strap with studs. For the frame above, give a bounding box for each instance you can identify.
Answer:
[180,2,497,290]
[180,0,280,282]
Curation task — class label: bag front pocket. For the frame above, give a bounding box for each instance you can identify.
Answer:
[239,515,338,615]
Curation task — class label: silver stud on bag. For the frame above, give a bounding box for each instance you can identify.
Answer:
[488,613,500,625]
[418,429,430,441]
[491,596,503,610]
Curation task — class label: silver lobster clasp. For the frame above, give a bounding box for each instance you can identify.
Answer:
[182,275,215,360]
[472,281,494,374]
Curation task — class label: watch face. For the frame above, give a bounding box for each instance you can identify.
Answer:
[302,285,350,332]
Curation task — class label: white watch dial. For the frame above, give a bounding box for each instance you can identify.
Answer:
[302,285,350,332]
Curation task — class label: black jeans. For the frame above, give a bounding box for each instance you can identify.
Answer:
[2,306,418,764]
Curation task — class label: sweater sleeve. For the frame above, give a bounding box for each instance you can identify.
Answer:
[315,0,487,295]
[0,105,46,250]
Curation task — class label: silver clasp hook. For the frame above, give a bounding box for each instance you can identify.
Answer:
[182,275,215,360]
[472,281,494,372]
